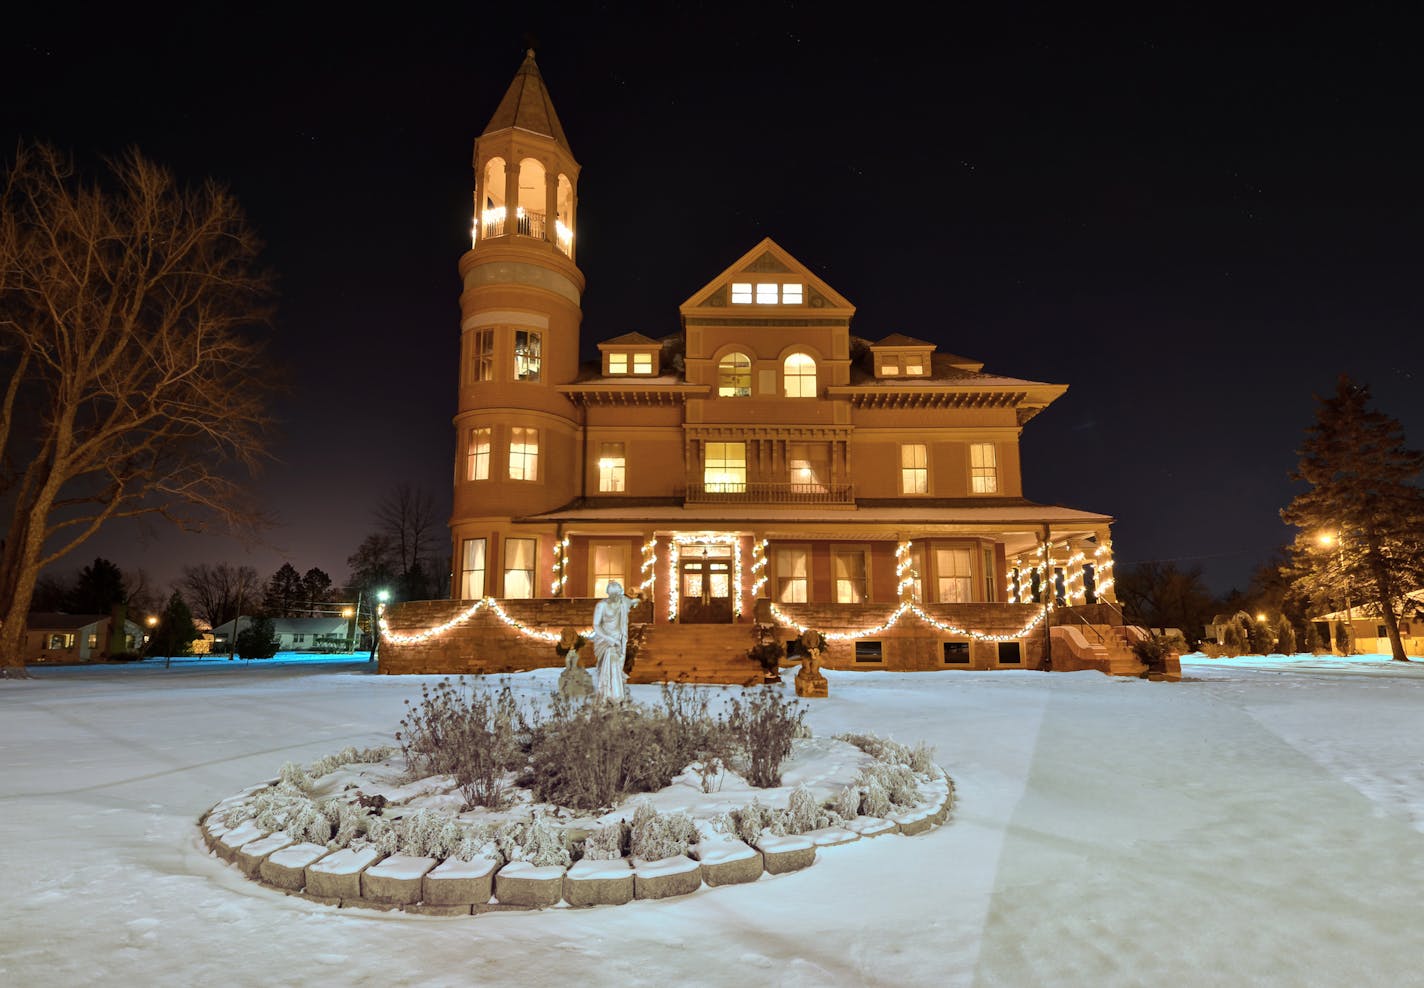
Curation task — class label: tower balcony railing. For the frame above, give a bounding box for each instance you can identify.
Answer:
[683,482,855,505]
[478,207,573,256]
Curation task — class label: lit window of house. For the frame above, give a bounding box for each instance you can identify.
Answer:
[756,282,779,304]
[461,538,486,598]
[904,356,926,375]
[514,330,542,381]
[591,543,627,597]
[901,443,928,494]
[731,282,753,304]
[467,427,490,481]
[633,353,653,374]
[473,329,495,382]
[776,548,809,602]
[718,353,752,397]
[703,442,746,492]
[881,362,900,376]
[608,353,628,375]
[781,283,803,304]
[509,427,539,481]
[48,634,76,649]
[503,538,536,598]
[783,353,817,398]
[971,443,998,493]
[833,549,867,603]
[598,442,626,492]
[936,548,973,603]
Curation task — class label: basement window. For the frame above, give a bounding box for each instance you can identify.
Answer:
[854,640,883,664]
[942,641,970,665]
[998,641,1022,665]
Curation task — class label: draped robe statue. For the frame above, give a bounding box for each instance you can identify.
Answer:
[592,582,640,700]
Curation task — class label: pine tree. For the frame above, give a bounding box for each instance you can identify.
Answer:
[1282,376,1424,661]
[149,592,199,666]
[1274,615,1297,656]
[262,563,304,617]
[301,567,333,616]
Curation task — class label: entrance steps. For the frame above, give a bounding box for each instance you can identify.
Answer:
[630,624,764,686]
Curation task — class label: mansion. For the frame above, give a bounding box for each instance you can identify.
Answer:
[380,52,1146,680]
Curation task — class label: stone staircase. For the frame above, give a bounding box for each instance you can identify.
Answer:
[1050,624,1182,680]
[628,624,765,686]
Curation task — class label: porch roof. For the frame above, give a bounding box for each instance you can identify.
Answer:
[518,501,1112,527]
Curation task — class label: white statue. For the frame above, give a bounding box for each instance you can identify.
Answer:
[591,581,641,701]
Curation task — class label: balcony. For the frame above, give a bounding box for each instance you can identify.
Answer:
[683,482,855,505]
[478,207,572,256]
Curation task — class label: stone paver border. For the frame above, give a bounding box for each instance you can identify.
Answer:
[199,766,956,915]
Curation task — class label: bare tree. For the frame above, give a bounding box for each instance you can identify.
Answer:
[178,563,260,628]
[373,483,441,599]
[0,143,274,675]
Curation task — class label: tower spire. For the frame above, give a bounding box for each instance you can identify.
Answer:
[482,47,571,153]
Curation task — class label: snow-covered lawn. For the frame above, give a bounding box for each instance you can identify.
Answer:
[2,655,1422,986]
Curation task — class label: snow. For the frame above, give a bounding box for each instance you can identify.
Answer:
[3,656,1424,985]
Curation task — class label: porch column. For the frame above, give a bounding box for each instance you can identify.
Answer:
[503,158,521,236]
[544,166,558,245]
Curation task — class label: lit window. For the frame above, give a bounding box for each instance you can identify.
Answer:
[592,543,627,598]
[703,442,746,492]
[467,427,490,481]
[936,548,973,603]
[633,353,653,374]
[503,538,536,599]
[718,352,752,397]
[461,538,486,598]
[514,330,542,381]
[971,443,998,493]
[756,282,779,304]
[598,442,626,492]
[87,633,98,649]
[731,282,753,304]
[983,547,996,603]
[833,549,867,604]
[881,362,900,376]
[907,546,924,602]
[776,548,809,603]
[608,353,628,375]
[509,427,539,481]
[904,357,926,376]
[783,353,817,398]
[782,283,803,304]
[473,329,495,382]
[900,443,928,494]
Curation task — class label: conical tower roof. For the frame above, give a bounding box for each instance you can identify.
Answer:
[482,49,571,152]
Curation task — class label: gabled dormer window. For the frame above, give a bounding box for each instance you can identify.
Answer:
[730,282,804,305]
[599,333,661,376]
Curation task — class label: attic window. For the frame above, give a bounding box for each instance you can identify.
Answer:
[731,283,752,304]
[781,283,803,304]
[730,282,804,305]
[904,357,926,375]
[633,353,653,374]
[608,353,627,375]
[756,283,778,304]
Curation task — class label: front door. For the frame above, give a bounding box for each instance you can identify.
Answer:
[679,553,733,623]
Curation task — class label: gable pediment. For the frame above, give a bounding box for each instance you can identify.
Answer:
[679,238,856,318]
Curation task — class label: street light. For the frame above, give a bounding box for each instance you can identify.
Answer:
[1318,532,1352,655]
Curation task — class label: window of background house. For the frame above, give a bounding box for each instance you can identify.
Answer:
[467,426,491,481]
[833,548,868,603]
[783,353,817,398]
[592,543,628,598]
[461,538,486,599]
[473,328,495,382]
[971,442,998,493]
[598,442,626,492]
[936,548,973,603]
[776,548,809,603]
[503,538,536,598]
[509,427,539,481]
[703,442,746,491]
[901,443,928,494]
[514,330,542,381]
[718,352,752,397]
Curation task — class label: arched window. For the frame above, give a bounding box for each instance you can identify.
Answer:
[718,352,752,397]
[517,158,546,238]
[481,157,507,238]
[783,353,817,398]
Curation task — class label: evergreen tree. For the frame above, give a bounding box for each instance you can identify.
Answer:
[1274,615,1297,656]
[235,616,281,659]
[68,558,128,613]
[262,563,304,617]
[1282,376,1424,662]
[1222,621,1245,656]
[1302,620,1323,655]
[149,592,199,665]
[301,567,333,616]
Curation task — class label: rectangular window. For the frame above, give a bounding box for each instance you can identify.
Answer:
[598,442,626,492]
[971,442,998,493]
[461,538,486,599]
[901,443,928,494]
[467,427,491,481]
[904,357,925,375]
[854,640,883,664]
[983,547,996,603]
[998,641,1022,665]
[608,353,628,375]
[731,282,752,304]
[514,330,542,381]
[1377,624,1388,638]
[756,282,779,304]
[781,283,803,304]
[703,442,746,492]
[293,634,305,644]
[473,329,495,382]
[591,542,628,598]
[87,633,99,649]
[942,641,971,664]
[936,548,974,603]
[833,549,867,604]
[503,538,536,599]
[633,353,653,374]
[881,362,900,376]
[776,548,809,603]
[509,427,539,481]
[907,546,924,603]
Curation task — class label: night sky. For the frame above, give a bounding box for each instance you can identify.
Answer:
[4,4,1421,598]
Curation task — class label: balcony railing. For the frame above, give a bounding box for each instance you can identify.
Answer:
[478,207,572,256]
[684,482,855,505]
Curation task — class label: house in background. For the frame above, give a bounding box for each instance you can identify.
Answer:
[378,52,1163,682]
[27,612,144,663]
[1312,590,1424,657]
[209,616,356,653]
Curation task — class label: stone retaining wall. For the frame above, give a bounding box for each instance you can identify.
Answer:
[199,770,955,915]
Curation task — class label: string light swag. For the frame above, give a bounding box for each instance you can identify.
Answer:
[549,537,571,596]
[639,538,658,595]
[750,540,769,598]
[895,541,917,600]
[381,597,593,646]
[768,599,1052,644]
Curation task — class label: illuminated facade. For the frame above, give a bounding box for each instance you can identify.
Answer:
[387,51,1132,676]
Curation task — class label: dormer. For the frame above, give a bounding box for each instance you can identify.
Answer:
[869,334,936,378]
[598,333,661,377]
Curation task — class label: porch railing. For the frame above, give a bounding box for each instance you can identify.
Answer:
[683,482,855,505]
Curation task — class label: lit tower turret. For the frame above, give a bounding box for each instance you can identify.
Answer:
[450,50,584,600]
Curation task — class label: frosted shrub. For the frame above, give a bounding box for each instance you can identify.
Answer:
[583,821,630,861]
[726,688,805,788]
[837,732,936,776]
[397,679,525,810]
[629,801,699,861]
[229,783,315,831]
[278,761,313,792]
[397,810,442,857]
[786,786,819,833]
[307,745,396,779]
[860,779,890,818]
[287,800,333,844]
[325,800,365,846]
[454,826,501,864]
[726,800,784,845]
[854,761,918,808]
[832,785,861,821]
[494,811,571,868]
[364,816,399,856]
